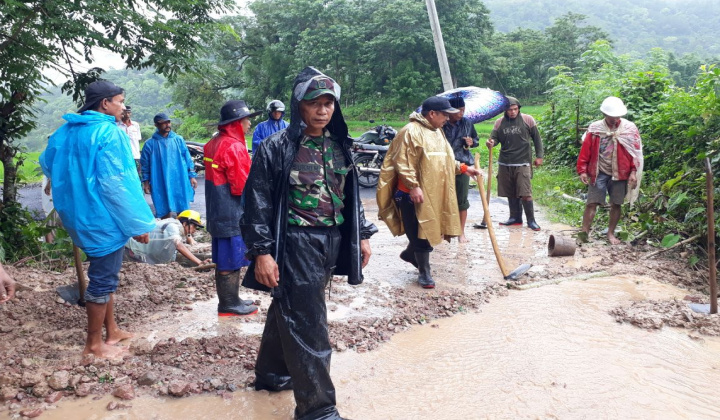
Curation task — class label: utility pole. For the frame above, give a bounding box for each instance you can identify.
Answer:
[425,0,454,91]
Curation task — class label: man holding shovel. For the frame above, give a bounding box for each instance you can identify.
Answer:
[486,96,544,231]
[41,80,156,359]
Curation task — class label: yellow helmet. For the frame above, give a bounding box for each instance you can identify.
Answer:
[177,210,204,228]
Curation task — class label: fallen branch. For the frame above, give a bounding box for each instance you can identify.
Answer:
[645,234,701,259]
[511,271,610,290]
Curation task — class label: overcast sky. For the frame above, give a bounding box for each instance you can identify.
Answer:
[45,0,251,85]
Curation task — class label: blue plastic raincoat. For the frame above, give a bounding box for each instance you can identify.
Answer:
[40,111,156,257]
[251,111,288,152]
[140,130,197,217]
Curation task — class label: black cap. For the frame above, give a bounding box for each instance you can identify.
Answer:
[125,105,132,111]
[421,96,460,114]
[506,96,521,108]
[78,80,124,113]
[218,100,262,126]
[153,113,171,124]
[449,96,465,109]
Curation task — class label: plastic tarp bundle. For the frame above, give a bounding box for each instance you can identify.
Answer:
[40,111,156,257]
[140,131,197,218]
[124,219,183,264]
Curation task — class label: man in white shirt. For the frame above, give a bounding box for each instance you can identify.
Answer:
[118,106,142,173]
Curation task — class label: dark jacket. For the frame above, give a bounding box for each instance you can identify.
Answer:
[240,67,377,291]
[442,117,479,166]
[204,121,251,238]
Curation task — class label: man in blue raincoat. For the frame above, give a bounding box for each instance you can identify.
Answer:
[140,113,197,218]
[41,80,156,359]
[251,99,288,152]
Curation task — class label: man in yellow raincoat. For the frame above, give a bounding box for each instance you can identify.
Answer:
[377,96,480,289]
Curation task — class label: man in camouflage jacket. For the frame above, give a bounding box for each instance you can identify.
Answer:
[240,67,377,420]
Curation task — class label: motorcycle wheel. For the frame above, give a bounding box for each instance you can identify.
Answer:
[353,154,381,188]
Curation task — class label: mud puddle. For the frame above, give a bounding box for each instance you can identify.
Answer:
[17,274,720,420]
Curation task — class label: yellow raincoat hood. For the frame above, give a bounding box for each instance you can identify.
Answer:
[376,112,462,246]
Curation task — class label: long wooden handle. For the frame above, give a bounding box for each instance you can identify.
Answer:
[475,153,510,277]
[73,245,87,302]
[706,158,717,314]
[485,148,493,224]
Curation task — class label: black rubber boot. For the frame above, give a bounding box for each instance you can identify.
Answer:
[414,252,435,289]
[216,271,258,316]
[522,200,541,231]
[499,198,523,226]
[399,246,418,268]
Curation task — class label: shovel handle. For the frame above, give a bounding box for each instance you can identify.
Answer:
[475,153,510,278]
[485,147,493,224]
[73,245,87,305]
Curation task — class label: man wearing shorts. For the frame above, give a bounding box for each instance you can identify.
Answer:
[486,96,544,231]
[577,96,644,245]
[41,80,155,358]
[443,96,478,243]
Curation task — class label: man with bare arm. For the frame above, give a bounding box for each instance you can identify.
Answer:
[577,96,643,244]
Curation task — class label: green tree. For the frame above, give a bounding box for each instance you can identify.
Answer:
[0,0,234,208]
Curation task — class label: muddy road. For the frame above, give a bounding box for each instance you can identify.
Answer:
[3,183,720,419]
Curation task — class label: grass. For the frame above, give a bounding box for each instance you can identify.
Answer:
[0,151,44,184]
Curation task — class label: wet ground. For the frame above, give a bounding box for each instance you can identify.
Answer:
[3,183,720,419]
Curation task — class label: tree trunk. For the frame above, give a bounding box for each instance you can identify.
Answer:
[0,143,18,208]
[0,91,26,209]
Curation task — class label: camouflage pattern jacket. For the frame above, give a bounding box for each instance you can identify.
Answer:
[240,67,377,291]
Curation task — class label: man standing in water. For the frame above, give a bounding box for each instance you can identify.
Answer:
[41,80,155,358]
[241,67,376,420]
[486,97,544,231]
[377,96,480,289]
[577,96,643,244]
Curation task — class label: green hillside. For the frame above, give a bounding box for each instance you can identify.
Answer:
[483,0,720,56]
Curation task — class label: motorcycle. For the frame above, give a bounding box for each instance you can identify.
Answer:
[185,141,206,174]
[352,121,397,188]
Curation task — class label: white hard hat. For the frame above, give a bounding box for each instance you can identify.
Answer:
[600,96,627,117]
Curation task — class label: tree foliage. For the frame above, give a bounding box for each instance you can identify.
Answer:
[543,42,720,261]
[0,0,234,207]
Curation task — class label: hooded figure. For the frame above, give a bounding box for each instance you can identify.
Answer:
[251,99,289,152]
[486,96,544,231]
[204,100,261,316]
[240,67,377,420]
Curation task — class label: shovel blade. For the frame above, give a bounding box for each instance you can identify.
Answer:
[505,263,532,281]
[56,284,85,306]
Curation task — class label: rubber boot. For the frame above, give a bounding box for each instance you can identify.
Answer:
[522,200,541,231]
[399,246,418,268]
[499,198,523,226]
[414,252,435,289]
[216,271,258,316]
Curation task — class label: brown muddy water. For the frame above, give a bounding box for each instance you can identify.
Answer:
[5,192,719,419]
[19,274,720,420]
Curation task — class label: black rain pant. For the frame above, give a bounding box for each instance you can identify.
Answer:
[254,225,343,420]
[396,191,434,253]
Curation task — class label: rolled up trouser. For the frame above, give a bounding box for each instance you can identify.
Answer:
[254,225,342,420]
